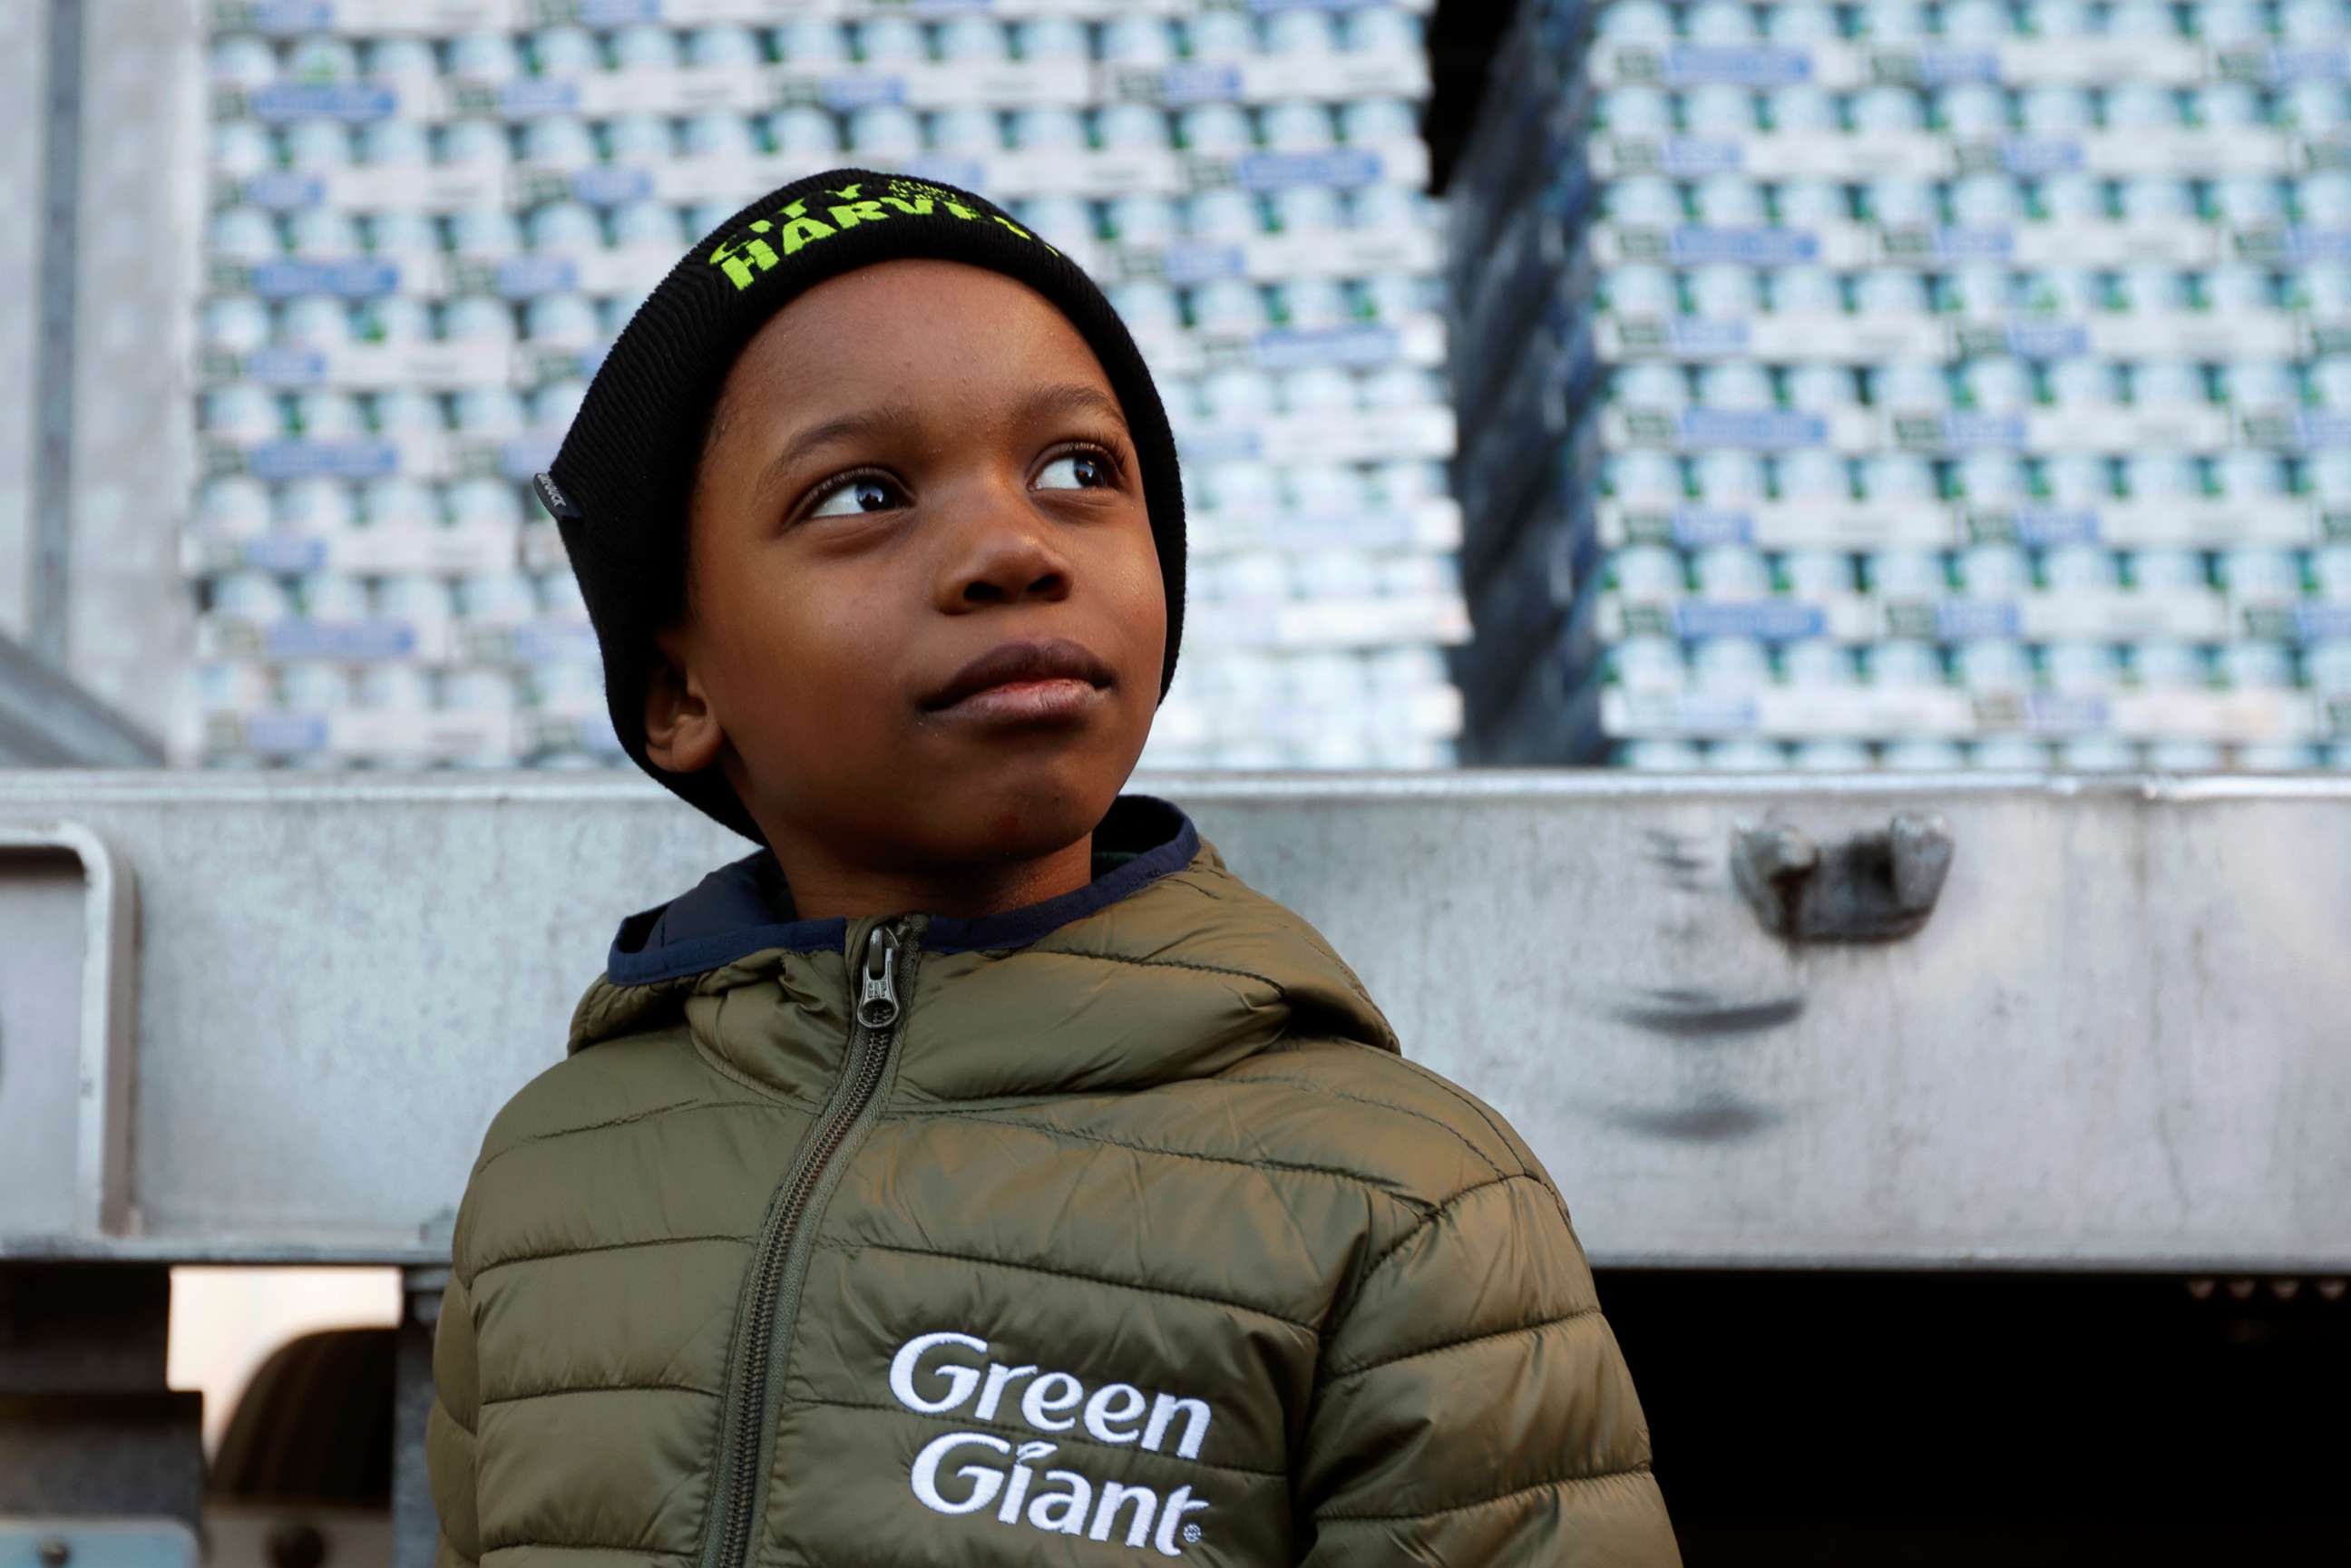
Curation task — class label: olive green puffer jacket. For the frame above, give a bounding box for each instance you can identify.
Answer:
[428,794,1677,1566]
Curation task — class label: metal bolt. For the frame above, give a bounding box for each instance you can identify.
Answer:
[268,1524,327,1568]
[1730,822,1819,937]
[1731,813,1953,943]
[1888,813,1956,914]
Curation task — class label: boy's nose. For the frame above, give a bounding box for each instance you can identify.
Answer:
[935,484,1074,609]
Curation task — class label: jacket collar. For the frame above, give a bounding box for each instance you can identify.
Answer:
[568,793,1400,1102]
[603,794,1204,986]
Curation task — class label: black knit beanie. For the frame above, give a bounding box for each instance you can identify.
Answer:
[533,168,1186,845]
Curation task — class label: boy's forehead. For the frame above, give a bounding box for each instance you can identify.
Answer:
[710,260,1114,438]
[757,258,1072,355]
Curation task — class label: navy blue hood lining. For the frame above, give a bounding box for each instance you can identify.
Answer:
[606,794,1203,987]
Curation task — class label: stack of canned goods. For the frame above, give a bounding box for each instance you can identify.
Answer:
[189,0,1462,772]
[1451,0,2351,772]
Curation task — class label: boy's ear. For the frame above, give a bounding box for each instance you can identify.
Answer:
[643,627,725,776]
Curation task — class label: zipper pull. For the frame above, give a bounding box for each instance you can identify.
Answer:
[857,924,901,1031]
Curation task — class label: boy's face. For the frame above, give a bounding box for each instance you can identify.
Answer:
[648,258,1167,877]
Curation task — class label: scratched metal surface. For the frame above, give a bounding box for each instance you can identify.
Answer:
[1,769,2346,1271]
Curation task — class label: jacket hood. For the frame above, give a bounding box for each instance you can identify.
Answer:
[567,794,1400,1101]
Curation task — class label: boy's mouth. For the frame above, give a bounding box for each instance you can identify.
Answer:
[921,637,1115,714]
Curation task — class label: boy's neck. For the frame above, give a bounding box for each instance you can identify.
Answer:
[765,830,1097,923]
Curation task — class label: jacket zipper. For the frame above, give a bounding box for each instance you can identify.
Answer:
[704,919,916,1568]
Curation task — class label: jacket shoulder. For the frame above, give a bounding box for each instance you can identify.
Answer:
[1214,1038,1553,1214]
[469,1018,741,1181]
[454,1020,773,1283]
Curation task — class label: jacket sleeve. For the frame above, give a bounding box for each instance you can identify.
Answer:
[426,1231,484,1568]
[1294,1170,1682,1565]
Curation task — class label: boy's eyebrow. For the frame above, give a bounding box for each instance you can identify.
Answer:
[1013,382,1131,438]
[747,383,1131,510]
[750,399,922,511]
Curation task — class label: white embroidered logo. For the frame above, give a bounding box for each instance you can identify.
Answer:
[889,1331,1214,1555]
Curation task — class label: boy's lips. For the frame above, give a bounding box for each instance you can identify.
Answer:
[921,637,1116,713]
[930,679,1107,725]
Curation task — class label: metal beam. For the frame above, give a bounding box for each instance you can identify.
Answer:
[0,634,161,766]
[0,769,2346,1272]
[0,1263,203,1523]
[390,1271,447,1568]
[29,0,82,666]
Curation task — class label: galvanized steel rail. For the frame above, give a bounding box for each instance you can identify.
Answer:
[2,768,2346,1274]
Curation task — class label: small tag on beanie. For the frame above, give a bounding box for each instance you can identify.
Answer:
[533,471,583,522]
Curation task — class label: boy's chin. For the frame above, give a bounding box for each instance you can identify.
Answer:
[940,755,1132,840]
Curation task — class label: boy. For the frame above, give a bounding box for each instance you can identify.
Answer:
[427,170,1678,1566]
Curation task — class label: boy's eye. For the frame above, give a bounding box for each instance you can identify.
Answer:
[807,474,905,519]
[1036,452,1114,492]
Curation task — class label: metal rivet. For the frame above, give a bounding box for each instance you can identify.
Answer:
[38,1541,71,1568]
